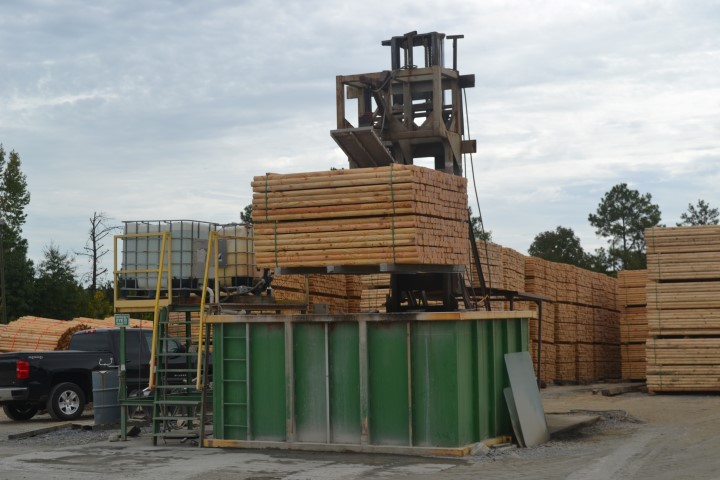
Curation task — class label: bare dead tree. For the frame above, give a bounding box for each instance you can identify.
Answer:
[76,212,120,293]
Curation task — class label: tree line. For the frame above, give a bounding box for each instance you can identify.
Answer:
[0,145,115,322]
[3,141,715,321]
[527,183,718,274]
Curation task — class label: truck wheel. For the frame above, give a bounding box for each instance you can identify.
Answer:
[2,404,39,421]
[46,382,86,421]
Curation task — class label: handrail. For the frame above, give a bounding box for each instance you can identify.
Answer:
[196,230,216,389]
[196,229,255,389]
[113,231,172,390]
[149,232,170,390]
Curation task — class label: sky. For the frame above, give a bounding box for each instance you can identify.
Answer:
[1,0,718,284]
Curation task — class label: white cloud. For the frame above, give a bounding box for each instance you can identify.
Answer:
[1,0,719,273]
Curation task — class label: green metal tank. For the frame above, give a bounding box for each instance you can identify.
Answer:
[207,311,530,454]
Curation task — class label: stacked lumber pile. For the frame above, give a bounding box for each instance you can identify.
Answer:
[167,310,204,344]
[346,275,363,313]
[75,317,152,329]
[502,247,526,293]
[466,243,526,304]
[617,270,648,381]
[645,225,720,392]
[273,274,350,314]
[524,258,620,384]
[524,258,557,384]
[252,165,469,268]
[358,274,390,313]
[593,275,620,380]
[466,242,504,292]
[0,316,96,352]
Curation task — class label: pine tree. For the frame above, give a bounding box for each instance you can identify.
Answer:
[588,183,662,270]
[677,199,719,226]
[32,244,85,320]
[0,145,34,321]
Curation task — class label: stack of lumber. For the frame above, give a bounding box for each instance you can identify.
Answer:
[617,270,648,381]
[502,247,526,293]
[346,275,363,313]
[524,258,557,384]
[466,242,504,293]
[75,317,152,329]
[251,165,469,268]
[273,274,350,314]
[359,274,390,313]
[167,310,205,344]
[0,316,94,352]
[593,275,620,380]
[645,225,720,393]
[524,258,620,384]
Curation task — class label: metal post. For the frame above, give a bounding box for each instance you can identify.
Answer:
[0,218,7,325]
[119,326,127,441]
[537,300,543,389]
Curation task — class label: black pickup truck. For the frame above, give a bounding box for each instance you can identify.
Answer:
[0,328,188,421]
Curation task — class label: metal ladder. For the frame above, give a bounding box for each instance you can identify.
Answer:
[151,305,209,445]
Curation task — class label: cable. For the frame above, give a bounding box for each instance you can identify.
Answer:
[462,87,495,294]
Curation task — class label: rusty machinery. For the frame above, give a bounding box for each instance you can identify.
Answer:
[331,31,486,312]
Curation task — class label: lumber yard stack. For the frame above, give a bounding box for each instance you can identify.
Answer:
[524,258,557,384]
[467,242,504,291]
[0,316,147,352]
[525,258,620,384]
[251,165,469,268]
[273,274,350,314]
[645,225,720,393]
[617,270,648,381]
[465,243,526,305]
[358,274,391,313]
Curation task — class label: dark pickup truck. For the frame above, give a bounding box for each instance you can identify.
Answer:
[0,328,187,421]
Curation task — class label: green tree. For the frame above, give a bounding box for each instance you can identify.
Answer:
[241,204,253,224]
[588,183,661,270]
[83,281,114,319]
[677,199,719,226]
[528,226,588,268]
[0,145,34,321]
[32,244,85,320]
[585,247,612,275]
[469,207,492,241]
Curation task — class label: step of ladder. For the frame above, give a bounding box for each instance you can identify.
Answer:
[151,306,212,445]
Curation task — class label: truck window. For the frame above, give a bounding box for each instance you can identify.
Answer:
[125,331,145,363]
[69,331,110,351]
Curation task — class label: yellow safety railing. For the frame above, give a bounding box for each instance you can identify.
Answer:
[196,230,217,389]
[196,228,255,389]
[113,232,172,390]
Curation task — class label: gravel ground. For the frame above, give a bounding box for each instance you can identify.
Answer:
[471,409,644,464]
[3,385,720,479]
[7,408,640,458]
[12,425,115,446]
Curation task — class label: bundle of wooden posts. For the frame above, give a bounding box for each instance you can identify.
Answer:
[524,258,620,385]
[501,247,526,293]
[167,310,207,345]
[346,275,363,313]
[467,242,504,291]
[524,258,558,384]
[359,274,390,313]
[273,274,352,314]
[251,165,469,268]
[645,225,720,392]
[617,270,648,381]
[0,316,119,352]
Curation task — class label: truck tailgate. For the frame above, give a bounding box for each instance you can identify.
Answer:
[0,353,22,386]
